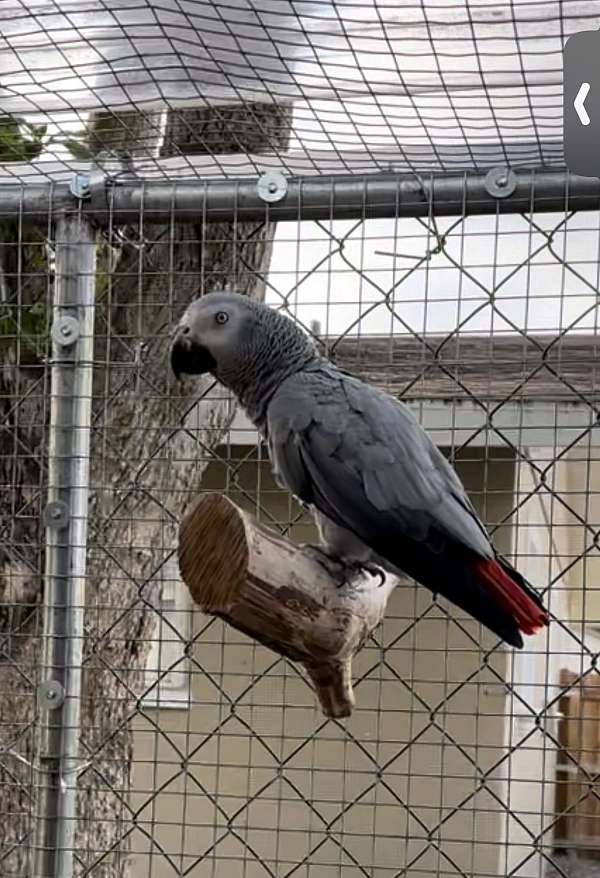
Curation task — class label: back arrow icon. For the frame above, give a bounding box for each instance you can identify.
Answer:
[574,82,591,126]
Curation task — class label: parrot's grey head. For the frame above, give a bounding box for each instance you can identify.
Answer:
[170,291,317,415]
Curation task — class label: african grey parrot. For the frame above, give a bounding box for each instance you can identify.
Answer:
[170,291,549,648]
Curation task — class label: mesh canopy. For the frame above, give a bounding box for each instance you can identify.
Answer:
[0,0,595,183]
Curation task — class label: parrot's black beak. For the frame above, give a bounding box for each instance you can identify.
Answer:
[170,333,217,381]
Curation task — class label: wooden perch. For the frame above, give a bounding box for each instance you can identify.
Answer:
[178,493,396,718]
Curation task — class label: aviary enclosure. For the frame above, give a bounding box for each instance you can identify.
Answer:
[0,3,599,877]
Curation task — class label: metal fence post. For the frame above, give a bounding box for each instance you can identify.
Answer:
[34,212,96,877]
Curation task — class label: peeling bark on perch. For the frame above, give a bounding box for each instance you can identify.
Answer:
[178,494,397,718]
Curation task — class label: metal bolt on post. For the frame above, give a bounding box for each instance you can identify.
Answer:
[34,211,96,878]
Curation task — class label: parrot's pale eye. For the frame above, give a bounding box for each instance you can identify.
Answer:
[215,311,229,325]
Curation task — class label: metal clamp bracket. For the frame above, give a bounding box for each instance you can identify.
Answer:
[51,315,80,348]
[484,167,517,199]
[38,679,65,710]
[257,171,288,203]
[43,501,70,529]
[69,169,106,201]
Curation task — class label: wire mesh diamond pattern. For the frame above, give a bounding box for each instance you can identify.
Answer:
[1,4,600,876]
[24,200,599,876]
[0,189,599,877]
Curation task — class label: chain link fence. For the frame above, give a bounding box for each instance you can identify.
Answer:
[1,181,599,878]
[1,3,600,878]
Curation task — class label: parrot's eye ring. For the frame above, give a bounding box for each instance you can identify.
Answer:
[215,311,229,325]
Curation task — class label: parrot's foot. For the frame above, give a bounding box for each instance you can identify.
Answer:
[301,544,348,586]
[301,544,386,589]
[357,562,387,588]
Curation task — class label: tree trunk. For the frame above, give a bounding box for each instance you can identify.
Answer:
[0,103,292,877]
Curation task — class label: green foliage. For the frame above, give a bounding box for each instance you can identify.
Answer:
[0,114,88,363]
[0,116,46,163]
[62,136,94,161]
[0,114,93,163]
[0,200,50,363]
[0,298,49,361]
[0,115,106,363]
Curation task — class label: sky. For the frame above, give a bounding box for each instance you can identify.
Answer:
[266,211,600,337]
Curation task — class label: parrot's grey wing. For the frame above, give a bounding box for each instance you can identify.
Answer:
[426,437,492,545]
[266,379,316,501]
[267,371,493,559]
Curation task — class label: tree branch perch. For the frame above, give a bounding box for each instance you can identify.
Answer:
[178,494,397,718]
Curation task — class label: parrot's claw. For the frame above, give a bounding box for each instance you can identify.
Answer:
[342,560,386,588]
[359,562,387,588]
[301,544,386,589]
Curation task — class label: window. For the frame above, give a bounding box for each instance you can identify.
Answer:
[141,556,192,709]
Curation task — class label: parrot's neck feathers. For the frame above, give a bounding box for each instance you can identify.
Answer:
[236,354,317,427]
[216,315,317,427]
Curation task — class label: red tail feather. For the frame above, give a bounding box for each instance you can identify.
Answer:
[472,558,548,636]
